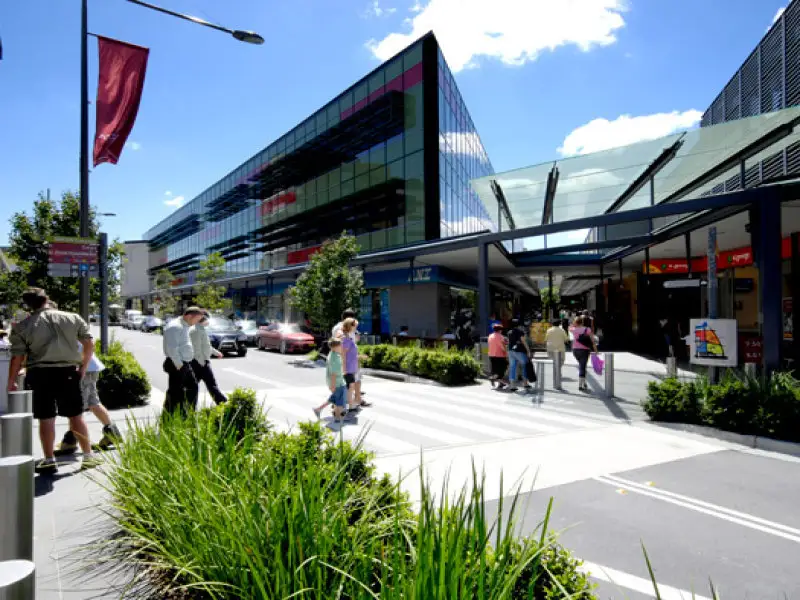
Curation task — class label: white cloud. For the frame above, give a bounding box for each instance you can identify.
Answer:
[439,131,487,159]
[128,141,141,151]
[557,109,703,156]
[164,192,185,208]
[772,6,785,25]
[366,0,627,73]
[365,0,397,18]
[410,1,423,12]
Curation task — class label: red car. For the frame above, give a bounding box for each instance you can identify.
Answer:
[256,323,316,354]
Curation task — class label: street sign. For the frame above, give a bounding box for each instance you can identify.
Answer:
[47,263,99,278]
[48,240,98,265]
[47,263,73,277]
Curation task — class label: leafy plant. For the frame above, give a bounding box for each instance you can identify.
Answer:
[360,344,481,385]
[288,233,365,334]
[194,252,231,313]
[95,339,151,409]
[642,377,702,424]
[152,268,178,318]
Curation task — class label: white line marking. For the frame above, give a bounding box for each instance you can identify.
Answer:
[604,475,800,537]
[579,560,713,600]
[222,368,287,388]
[595,476,800,543]
[377,388,564,435]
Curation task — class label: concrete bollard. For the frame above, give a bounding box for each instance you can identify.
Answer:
[0,415,33,458]
[604,353,615,398]
[552,352,563,389]
[0,560,35,600]
[534,361,546,395]
[744,362,757,378]
[0,457,34,563]
[666,357,678,377]
[7,392,32,415]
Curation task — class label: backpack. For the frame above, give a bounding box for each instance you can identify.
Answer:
[576,328,593,348]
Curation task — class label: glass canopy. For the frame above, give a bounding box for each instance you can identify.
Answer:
[472,105,800,251]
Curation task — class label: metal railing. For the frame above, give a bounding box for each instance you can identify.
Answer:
[0,389,35,598]
[531,351,616,399]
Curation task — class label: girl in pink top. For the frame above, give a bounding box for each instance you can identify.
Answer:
[570,316,597,392]
[487,323,509,389]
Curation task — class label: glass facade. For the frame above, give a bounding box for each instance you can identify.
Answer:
[437,47,497,238]
[144,33,496,287]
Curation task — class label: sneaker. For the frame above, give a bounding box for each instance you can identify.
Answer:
[35,457,58,474]
[96,425,122,451]
[54,432,78,457]
[359,401,373,408]
[81,453,103,471]
[313,407,322,420]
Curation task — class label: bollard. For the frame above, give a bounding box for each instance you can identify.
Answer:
[744,362,757,378]
[666,357,678,378]
[604,353,615,398]
[443,341,449,351]
[0,560,35,600]
[0,415,33,458]
[392,336,397,346]
[7,392,32,415]
[552,352,563,389]
[0,457,34,563]
[534,360,548,395]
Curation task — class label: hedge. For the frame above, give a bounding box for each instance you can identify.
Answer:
[103,388,596,599]
[642,371,800,443]
[95,340,151,409]
[359,344,481,386]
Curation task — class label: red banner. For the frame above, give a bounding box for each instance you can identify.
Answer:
[93,36,149,167]
[643,236,795,273]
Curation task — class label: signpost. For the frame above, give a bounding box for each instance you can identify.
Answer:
[47,237,99,280]
[707,227,719,382]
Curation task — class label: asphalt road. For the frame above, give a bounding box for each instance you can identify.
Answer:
[103,326,800,599]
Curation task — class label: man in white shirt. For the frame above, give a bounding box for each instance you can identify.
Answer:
[190,311,226,405]
[162,306,205,414]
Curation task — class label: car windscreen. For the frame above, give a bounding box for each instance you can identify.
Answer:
[208,318,236,331]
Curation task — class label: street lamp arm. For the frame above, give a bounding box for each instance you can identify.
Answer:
[125,0,264,43]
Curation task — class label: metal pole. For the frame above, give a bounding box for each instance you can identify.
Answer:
[552,352,562,389]
[535,360,545,396]
[604,352,614,398]
[547,270,554,320]
[0,415,33,458]
[7,392,32,415]
[0,456,34,562]
[79,0,91,322]
[99,232,109,353]
[707,227,718,383]
[477,242,490,336]
[0,560,36,599]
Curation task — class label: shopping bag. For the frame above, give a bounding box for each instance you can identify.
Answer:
[591,353,604,375]
[525,359,537,383]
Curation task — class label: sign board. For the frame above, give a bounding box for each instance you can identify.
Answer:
[784,298,793,341]
[687,318,738,367]
[47,263,99,278]
[48,241,98,265]
[740,334,763,364]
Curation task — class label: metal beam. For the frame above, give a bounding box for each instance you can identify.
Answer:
[605,135,685,213]
[490,180,516,231]
[541,163,560,225]
[513,235,653,259]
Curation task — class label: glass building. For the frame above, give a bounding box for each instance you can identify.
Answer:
[144,33,501,333]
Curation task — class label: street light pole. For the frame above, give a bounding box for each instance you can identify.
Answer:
[77,0,263,322]
[79,0,90,321]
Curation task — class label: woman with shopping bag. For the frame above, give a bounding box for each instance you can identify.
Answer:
[570,316,597,392]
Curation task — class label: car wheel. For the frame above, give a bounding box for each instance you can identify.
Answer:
[257,337,264,350]
[238,346,248,357]
[280,339,288,354]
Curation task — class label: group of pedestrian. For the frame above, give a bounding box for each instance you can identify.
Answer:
[161,306,227,415]
[313,309,371,423]
[5,288,120,473]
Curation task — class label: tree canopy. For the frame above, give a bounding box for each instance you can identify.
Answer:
[289,233,364,333]
[194,252,231,314]
[153,268,178,318]
[3,191,123,313]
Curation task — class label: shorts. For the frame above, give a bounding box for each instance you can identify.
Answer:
[489,356,508,378]
[26,366,84,420]
[329,385,347,408]
[80,371,101,409]
[344,373,356,387]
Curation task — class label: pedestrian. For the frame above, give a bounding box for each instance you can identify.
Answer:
[6,288,99,473]
[54,341,123,456]
[340,318,363,411]
[313,338,348,423]
[332,308,371,407]
[545,319,568,367]
[506,319,533,392]
[190,311,227,405]
[487,323,508,389]
[162,306,205,415]
[570,316,597,392]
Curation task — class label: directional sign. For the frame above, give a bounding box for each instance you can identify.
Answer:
[47,263,74,277]
[47,263,99,278]
[48,241,98,265]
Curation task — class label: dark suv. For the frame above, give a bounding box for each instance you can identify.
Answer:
[207,316,248,357]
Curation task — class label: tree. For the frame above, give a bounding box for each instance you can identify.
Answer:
[153,268,178,318]
[194,252,231,314]
[289,233,364,333]
[5,191,124,313]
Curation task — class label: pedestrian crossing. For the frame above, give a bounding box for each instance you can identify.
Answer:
[198,380,613,458]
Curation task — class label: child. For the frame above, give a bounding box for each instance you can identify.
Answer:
[487,323,508,389]
[313,339,348,423]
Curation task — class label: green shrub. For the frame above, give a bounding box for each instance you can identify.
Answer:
[103,407,595,599]
[642,378,702,424]
[702,377,756,434]
[95,340,151,409]
[359,344,480,385]
[207,387,270,442]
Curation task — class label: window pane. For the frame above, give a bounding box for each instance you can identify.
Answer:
[388,158,404,180]
[369,69,385,95]
[339,91,353,114]
[370,165,387,186]
[341,179,355,198]
[355,149,370,176]
[329,184,341,202]
[387,133,404,163]
[354,82,368,104]
[404,85,424,154]
[341,161,354,181]
[355,173,370,192]
[385,56,403,82]
[370,141,385,166]
[404,42,423,69]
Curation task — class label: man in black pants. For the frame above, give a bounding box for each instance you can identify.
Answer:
[162,306,205,415]
[190,311,226,405]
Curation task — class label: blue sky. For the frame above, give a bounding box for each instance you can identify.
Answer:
[0,0,788,245]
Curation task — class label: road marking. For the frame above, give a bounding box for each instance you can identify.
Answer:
[595,475,800,543]
[222,368,288,388]
[579,560,713,600]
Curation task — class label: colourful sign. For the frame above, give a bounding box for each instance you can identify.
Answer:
[688,318,737,367]
[643,237,794,273]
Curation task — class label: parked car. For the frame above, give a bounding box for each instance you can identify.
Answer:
[127,315,146,330]
[140,316,163,333]
[207,316,248,357]
[237,320,260,346]
[256,323,316,354]
[121,309,142,329]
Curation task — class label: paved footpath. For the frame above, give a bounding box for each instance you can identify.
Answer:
[22,328,800,598]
